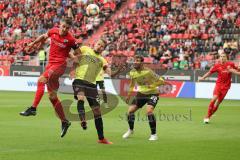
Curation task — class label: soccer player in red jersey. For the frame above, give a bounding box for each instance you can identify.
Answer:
[199,53,237,124]
[19,18,81,137]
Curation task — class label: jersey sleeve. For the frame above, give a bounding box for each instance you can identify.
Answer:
[80,46,89,53]
[69,38,79,50]
[149,69,160,80]
[102,58,108,67]
[231,62,238,70]
[47,28,55,37]
[209,64,218,74]
[128,70,134,79]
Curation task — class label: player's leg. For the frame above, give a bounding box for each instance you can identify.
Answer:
[146,94,159,141]
[48,88,71,138]
[212,90,228,116]
[122,105,139,139]
[47,67,71,137]
[204,95,218,123]
[19,75,47,116]
[204,85,220,123]
[100,81,107,103]
[72,79,87,130]
[99,81,108,108]
[146,105,157,140]
[87,84,112,144]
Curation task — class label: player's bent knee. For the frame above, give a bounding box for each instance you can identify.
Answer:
[92,107,101,116]
[146,106,154,115]
[128,106,137,114]
[77,95,85,101]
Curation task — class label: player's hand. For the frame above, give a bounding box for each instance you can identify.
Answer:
[25,42,35,53]
[69,70,75,80]
[198,77,204,82]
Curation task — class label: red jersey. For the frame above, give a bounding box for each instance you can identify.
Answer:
[210,61,237,89]
[48,28,77,65]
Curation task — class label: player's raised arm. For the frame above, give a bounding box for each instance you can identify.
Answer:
[198,64,217,82]
[228,68,240,75]
[198,71,211,82]
[104,64,126,78]
[27,33,48,52]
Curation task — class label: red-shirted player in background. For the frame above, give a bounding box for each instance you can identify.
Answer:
[19,18,81,137]
[199,53,238,124]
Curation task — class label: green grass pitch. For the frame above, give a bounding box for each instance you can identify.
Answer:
[1,91,240,160]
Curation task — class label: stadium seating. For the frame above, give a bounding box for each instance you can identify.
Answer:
[0,0,239,70]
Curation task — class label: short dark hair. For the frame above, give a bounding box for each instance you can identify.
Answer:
[135,55,144,62]
[61,17,73,26]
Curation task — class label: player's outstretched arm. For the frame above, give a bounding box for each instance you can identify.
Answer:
[150,77,166,88]
[27,33,48,51]
[104,65,126,78]
[198,71,211,82]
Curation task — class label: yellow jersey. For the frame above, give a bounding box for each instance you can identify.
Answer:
[75,46,106,84]
[129,67,165,94]
[96,58,107,81]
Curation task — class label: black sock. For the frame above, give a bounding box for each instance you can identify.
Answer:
[94,116,104,140]
[148,114,156,135]
[128,113,135,130]
[102,90,107,103]
[30,106,36,111]
[77,100,85,121]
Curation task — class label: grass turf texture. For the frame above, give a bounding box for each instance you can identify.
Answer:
[1,91,240,160]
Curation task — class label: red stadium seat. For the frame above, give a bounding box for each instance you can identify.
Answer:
[171,33,177,39]
[144,57,153,63]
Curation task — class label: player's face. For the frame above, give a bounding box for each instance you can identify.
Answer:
[94,40,105,53]
[220,54,227,63]
[59,22,70,36]
[134,58,143,70]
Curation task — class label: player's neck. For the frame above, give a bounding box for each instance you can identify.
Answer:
[136,66,144,71]
[220,61,227,64]
[94,49,100,55]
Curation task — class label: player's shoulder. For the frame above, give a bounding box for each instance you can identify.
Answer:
[143,67,155,74]
[212,62,220,67]
[66,32,75,41]
[226,61,235,66]
[144,66,153,72]
[100,56,107,63]
[129,68,137,76]
[48,27,59,34]
[80,45,92,52]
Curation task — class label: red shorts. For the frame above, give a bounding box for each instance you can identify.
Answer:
[42,64,66,92]
[213,85,229,103]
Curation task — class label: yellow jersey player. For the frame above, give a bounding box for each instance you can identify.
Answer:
[95,57,109,108]
[123,55,166,141]
[72,39,113,144]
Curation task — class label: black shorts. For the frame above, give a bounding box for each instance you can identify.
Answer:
[96,80,105,89]
[72,79,100,107]
[132,92,159,108]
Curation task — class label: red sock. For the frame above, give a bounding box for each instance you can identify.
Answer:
[32,82,45,108]
[212,105,219,115]
[207,101,215,118]
[49,97,66,122]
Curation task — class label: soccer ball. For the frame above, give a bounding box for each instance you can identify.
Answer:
[86,4,100,16]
